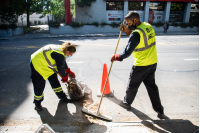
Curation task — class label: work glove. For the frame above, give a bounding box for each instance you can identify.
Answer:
[61,75,68,83]
[119,23,132,36]
[65,68,76,78]
[110,54,122,62]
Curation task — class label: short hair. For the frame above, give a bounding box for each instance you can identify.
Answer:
[125,11,140,21]
[62,42,76,53]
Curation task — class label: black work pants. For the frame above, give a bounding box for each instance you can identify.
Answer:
[30,62,66,104]
[124,63,164,114]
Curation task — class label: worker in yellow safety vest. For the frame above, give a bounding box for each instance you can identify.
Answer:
[30,42,76,111]
[110,11,168,119]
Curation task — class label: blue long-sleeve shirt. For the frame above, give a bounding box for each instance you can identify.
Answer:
[119,32,140,60]
[51,52,68,77]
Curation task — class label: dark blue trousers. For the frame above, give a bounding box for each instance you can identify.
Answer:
[30,63,66,104]
[124,63,164,114]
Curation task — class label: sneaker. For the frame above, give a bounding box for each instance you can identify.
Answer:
[35,103,43,111]
[119,100,131,109]
[157,113,170,119]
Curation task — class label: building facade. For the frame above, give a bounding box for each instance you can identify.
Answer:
[75,0,199,24]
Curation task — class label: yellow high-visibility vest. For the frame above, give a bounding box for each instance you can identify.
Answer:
[131,22,158,66]
[31,44,65,80]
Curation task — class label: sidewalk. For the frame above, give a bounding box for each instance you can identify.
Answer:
[0,29,199,40]
[0,26,199,133]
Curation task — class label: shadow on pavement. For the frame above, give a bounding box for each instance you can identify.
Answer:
[37,92,107,132]
[108,96,199,133]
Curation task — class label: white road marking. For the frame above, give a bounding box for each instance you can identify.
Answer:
[67,62,83,63]
[184,59,199,61]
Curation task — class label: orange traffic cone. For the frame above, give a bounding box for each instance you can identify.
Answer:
[97,63,113,97]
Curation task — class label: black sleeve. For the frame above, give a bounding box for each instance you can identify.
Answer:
[119,32,140,60]
[51,52,68,77]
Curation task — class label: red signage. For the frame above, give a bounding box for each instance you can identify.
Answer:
[106,0,198,2]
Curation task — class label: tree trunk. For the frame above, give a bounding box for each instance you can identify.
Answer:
[27,5,30,28]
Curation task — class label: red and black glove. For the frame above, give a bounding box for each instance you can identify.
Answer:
[61,75,68,83]
[110,54,122,62]
[65,68,75,78]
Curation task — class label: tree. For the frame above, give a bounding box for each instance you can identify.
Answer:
[0,0,20,24]
[75,0,96,8]
[42,0,75,23]
[0,0,47,27]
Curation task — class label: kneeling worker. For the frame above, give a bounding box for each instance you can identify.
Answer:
[30,42,76,111]
[111,11,166,119]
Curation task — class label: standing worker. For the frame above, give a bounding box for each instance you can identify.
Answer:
[111,11,167,119]
[30,42,76,111]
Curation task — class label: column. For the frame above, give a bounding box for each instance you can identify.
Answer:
[183,2,191,23]
[65,0,71,24]
[124,1,128,19]
[144,1,150,22]
[164,2,171,22]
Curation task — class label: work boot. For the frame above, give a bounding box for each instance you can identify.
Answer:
[60,95,71,102]
[157,113,170,119]
[119,100,131,109]
[35,103,43,111]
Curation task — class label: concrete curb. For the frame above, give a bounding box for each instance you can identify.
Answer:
[0,31,199,40]
[32,32,199,39]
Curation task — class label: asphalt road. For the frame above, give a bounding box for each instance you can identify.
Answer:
[0,35,199,132]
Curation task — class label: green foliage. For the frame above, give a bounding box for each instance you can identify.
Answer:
[151,21,164,27]
[100,22,108,27]
[23,27,39,33]
[193,23,199,27]
[171,3,184,11]
[171,22,179,27]
[188,23,194,28]
[9,23,18,29]
[109,22,120,28]
[180,22,188,28]
[38,21,41,25]
[0,0,49,27]
[0,23,17,30]
[84,22,91,25]
[91,22,99,27]
[29,21,33,26]
[48,20,60,27]
[76,0,96,8]
[0,24,9,30]
[128,2,143,10]
[34,21,37,25]
[42,0,75,23]
[70,0,76,18]
[69,21,84,28]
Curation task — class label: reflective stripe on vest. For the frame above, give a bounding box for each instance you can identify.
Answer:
[134,27,156,52]
[42,46,63,68]
[31,45,65,80]
[131,22,157,66]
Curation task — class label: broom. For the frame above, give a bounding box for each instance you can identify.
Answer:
[81,20,125,121]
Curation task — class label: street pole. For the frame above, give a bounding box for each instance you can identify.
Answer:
[65,0,71,24]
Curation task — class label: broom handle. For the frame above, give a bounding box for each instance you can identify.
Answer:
[96,20,125,116]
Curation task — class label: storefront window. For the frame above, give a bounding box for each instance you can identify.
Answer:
[149,2,164,11]
[128,2,144,22]
[106,1,124,10]
[106,1,124,24]
[189,3,199,23]
[128,2,144,10]
[169,2,185,23]
[148,2,165,23]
